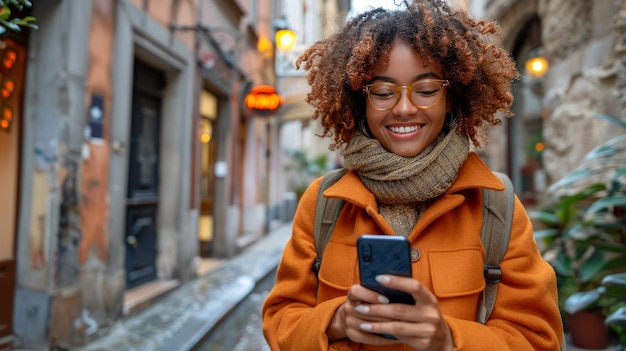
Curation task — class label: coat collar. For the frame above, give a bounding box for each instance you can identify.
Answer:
[323,152,505,208]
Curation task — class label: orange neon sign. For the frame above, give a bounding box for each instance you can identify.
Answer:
[244,85,283,117]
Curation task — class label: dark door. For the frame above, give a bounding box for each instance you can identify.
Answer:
[124,60,164,290]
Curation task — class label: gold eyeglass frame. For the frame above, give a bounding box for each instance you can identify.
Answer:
[363,79,450,111]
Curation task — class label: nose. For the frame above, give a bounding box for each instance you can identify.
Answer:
[393,86,417,114]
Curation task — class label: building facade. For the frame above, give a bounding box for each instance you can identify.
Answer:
[0,0,282,349]
[480,0,626,201]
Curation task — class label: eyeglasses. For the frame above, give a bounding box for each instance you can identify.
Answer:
[363,79,450,111]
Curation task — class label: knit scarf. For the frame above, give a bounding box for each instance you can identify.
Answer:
[342,130,470,236]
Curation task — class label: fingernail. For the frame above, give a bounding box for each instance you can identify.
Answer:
[377,295,390,304]
[355,305,370,313]
[375,275,391,284]
[360,323,372,331]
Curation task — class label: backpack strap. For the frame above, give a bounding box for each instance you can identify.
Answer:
[312,168,348,276]
[478,171,514,324]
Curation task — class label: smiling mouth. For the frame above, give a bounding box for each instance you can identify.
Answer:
[388,125,421,134]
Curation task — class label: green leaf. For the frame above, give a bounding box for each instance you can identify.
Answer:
[594,241,626,254]
[0,19,20,31]
[579,249,607,282]
[606,306,626,326]
[564,223,590,240]
[602,256,626,273]
[609,165,626,195]
[555,251,573,277]
[549,169,596,190]
[595,113,626,129]
[533,228,560,240]
[0,7,11,21]
[564,290,602,314]
[19,22,36,29]
[584,134,626,161]
[529,210,561,226]
[587,195,626,215]
[602,273,626,288]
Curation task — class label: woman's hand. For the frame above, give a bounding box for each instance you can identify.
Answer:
[327,275,454,351]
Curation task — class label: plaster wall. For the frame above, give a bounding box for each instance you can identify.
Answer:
[539,0,625,186]
[14,0,92,347]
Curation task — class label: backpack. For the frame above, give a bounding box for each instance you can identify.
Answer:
[311,168,513,323]
[311,169,568,350]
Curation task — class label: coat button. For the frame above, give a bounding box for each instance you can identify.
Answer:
[410,248,421,262]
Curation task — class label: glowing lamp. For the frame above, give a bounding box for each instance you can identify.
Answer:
[1,105,14,132]
[3,49,16,69]
[244,85,283,117]
[275,29,297,52]
[534,141,545,153]
[200,132,211,144]
[1,77,14,98]
[525,50,549,79]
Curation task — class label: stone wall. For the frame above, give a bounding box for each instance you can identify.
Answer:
[541,0,626,190]
[488,0,626,191]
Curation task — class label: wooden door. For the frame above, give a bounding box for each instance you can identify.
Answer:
[124,60,164,290]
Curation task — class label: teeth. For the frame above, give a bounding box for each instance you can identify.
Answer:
[389,125,420,134]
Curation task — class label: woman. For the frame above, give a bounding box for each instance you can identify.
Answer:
[262,0,563,350]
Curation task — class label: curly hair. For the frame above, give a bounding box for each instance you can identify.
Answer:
[295,0,520,150]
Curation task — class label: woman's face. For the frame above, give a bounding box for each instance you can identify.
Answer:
[365,39,448,158]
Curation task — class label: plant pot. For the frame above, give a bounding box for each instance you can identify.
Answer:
[567,311,610,349]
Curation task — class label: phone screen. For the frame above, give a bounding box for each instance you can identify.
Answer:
[357,235,415,305]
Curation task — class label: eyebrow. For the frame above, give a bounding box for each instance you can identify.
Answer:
[371,72,442,83]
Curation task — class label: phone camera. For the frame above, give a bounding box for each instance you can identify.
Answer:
[361,244,372,263]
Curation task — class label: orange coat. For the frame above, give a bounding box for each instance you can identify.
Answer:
[262,152,563,350]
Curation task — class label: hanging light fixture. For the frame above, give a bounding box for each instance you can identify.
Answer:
[276,29,297,52]
[273,16,297,52]
[525,48,549,79]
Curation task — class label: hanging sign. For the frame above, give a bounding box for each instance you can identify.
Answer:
[244,85,283,117]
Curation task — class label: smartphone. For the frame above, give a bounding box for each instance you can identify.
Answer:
[357,235,415,305]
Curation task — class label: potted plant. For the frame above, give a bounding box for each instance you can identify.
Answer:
[564,273,626,350]
[531,179,626,348]
[531,114,626,349]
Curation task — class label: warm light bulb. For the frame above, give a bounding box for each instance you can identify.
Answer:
[257,36,273,58]
[534,142,545,152]
[200,133,211,143]
[276,29,297,52]
[525,56,549,78]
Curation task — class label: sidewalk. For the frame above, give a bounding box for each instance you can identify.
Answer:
[75,223,292,351]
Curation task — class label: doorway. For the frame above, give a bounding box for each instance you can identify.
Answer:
[124,60,164,290]
[198,90,217,258]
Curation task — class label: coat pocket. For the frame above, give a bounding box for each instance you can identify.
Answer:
[429,248,485,298]
[317,242,357,301]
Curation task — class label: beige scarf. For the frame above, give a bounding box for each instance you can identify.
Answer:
[342,130,470,236]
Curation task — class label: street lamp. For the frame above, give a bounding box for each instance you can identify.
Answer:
[273,16,296,52]
[525,48,549,79]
